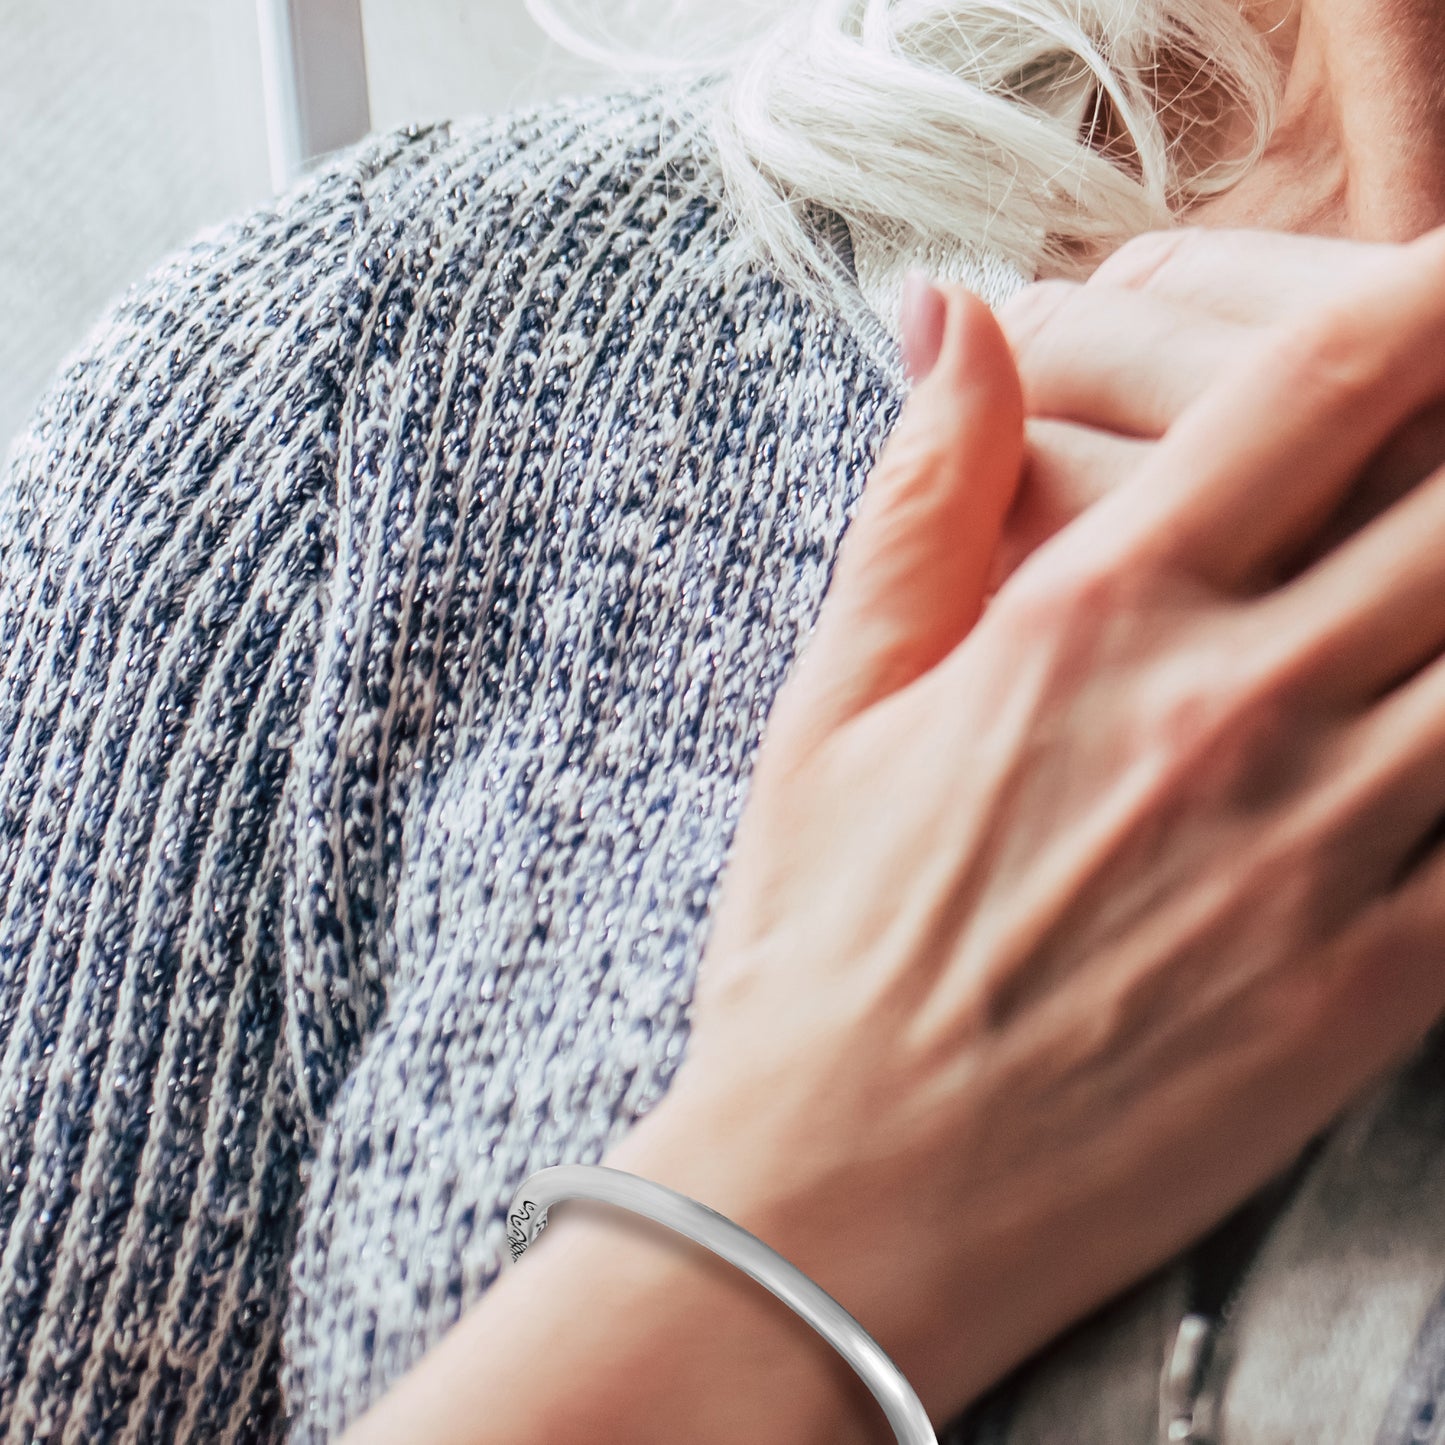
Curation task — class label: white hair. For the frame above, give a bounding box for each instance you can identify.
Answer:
[525,0,1285,307]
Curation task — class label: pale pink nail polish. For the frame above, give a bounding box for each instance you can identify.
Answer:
[900,270,947,382]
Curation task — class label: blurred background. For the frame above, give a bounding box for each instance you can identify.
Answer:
[0,0,608,458]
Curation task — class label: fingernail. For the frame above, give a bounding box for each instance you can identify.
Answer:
[900,270,947,383]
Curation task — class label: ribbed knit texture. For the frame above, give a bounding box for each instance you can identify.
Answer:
[273,88,918,1438]
[6,81,1445,1445]
[0,116,410,1441]
[0,86,931,1441]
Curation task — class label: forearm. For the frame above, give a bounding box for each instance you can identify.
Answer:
[338,1096,895,1445]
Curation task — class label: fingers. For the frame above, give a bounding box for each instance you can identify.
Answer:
[986,420,1151,593]
[1077,227,1445,594]
[1316,673,1445,1064]
[995,229,1393,445]
[1358,649,1445,869]
[999,281,1245,438]
[770,284,1024,753]
[1259,452,1445,705]
[1280,402,1445,578]
[990,228,1402,583]
[1089,227,1398,327]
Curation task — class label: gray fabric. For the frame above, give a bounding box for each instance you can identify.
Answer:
[1,78,1441,1445]
[1219,1037,1445,1445]
[1003,1268,1191,1445]
[998,1036,1445,1445]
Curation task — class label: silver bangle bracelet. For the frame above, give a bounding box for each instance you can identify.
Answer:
[505,1164,938,1445]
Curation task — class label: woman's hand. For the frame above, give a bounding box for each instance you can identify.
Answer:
[339,230,1445,1445]
[643,228,1445,1433]
[992,227,1445,589]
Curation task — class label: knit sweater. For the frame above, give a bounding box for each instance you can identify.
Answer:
[2,84,1445,1445]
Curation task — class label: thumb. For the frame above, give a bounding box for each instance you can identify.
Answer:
[774,280,1025,751]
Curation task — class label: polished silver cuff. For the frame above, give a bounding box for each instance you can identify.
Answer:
[505,1163,938,1445]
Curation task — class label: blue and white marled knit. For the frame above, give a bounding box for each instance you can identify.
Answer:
[0,86,917,1441]
[6,83,1445,1445]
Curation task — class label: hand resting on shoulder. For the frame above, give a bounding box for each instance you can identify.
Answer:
[342,227,1445,1445]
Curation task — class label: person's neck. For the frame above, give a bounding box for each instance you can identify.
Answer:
[1189,0,1445,239]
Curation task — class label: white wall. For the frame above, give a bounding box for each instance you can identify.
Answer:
[0,1,606,458]
[365,0,604,131]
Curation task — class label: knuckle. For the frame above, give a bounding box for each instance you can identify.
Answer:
[1090,227,1199,293]
[1149,642,1295,793]
[1266,304,1386,405]
[997,278,1078,358]
[995,540,1136,632]
[1141,656,1224,754]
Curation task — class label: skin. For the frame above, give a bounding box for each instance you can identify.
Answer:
[1201,0,1445,239]
[342,4,1445,1443]
[992,228,1444,591]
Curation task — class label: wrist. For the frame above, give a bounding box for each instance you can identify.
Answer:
[609,1065,1046,1429]
[595,1085,899,1445]
[341,1085,899,1445]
